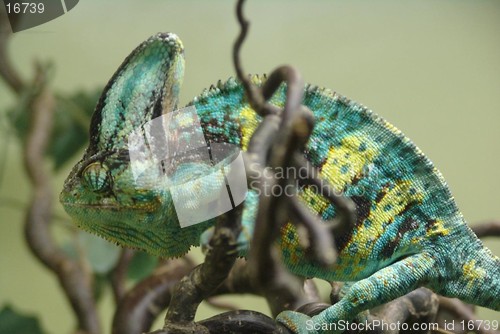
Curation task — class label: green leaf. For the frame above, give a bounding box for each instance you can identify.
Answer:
[0,304,47,334]
[127,251,159,281]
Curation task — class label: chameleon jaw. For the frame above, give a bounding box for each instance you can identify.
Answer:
[60,196,162,213]
[61,196,200,259]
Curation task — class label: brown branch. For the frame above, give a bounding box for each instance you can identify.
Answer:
[300,288,440,333]
[112,257,195,334]
[233,0,354,319]
[0,25,101,333]
[329,281,343,305]
[232,0,355,321]
[115,257,259,334]
[110,249,135,304]
[21,64,101,334]
[247,116,316,316]
[232,0,266,116]
[234,0,358,274]
[199,310,290,334]
[472,221,500,238]
[213,259,322,317]
[0,8,24,94]
[210,258,257,296]
[156,204,243,334]
[368,288,439,333]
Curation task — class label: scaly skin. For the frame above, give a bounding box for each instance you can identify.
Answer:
[60,33,499,333]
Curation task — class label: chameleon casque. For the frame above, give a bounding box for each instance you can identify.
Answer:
[60,33,499,333]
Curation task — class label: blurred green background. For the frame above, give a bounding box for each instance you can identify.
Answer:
[0,0,499,333]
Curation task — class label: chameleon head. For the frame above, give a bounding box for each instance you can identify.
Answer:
[60,33,211,257]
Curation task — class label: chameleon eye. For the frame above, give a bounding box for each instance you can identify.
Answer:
[81,162,111,193]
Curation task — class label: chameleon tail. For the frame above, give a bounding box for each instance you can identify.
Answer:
[439,232,500,311]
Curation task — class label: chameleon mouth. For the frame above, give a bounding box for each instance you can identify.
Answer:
[61,198,161,213]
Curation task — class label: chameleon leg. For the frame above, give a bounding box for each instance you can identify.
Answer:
[277,252,437,334]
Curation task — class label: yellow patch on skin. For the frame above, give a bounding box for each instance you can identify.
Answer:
[280,223,301,265]
[320,136,377,192]
[341,180,424,260]
[296,135,375,230]
[300,186,330,214]
[293,135,379,275]
[462,260,486,288]
[239,106,259,150]
[427,219,450,237]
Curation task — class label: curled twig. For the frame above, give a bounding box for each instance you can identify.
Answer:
[247,117,317,315]
[234,0,358,272]
[233,0,266,116]
[234,0,357,318]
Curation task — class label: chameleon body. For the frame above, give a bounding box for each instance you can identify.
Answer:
[60,33,499,333]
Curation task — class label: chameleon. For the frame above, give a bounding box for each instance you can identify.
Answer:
[60,33,499,333]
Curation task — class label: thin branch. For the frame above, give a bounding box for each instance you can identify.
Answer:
[209,258,257,296]
[233,0,354,317]
[233,0,352,321]
[0,9,24,94]
[233,0,359,274]
[21,63,101,334]
[247,117,316,315]
[368,288,439,334]
[110,249,135,305]
[112,257,195,334]
[472,221,500,238]
[158,204,243,333]
[199,310,291,334]
[0,25,102,331]
[233,0,266,116]
[212,259,322,317]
